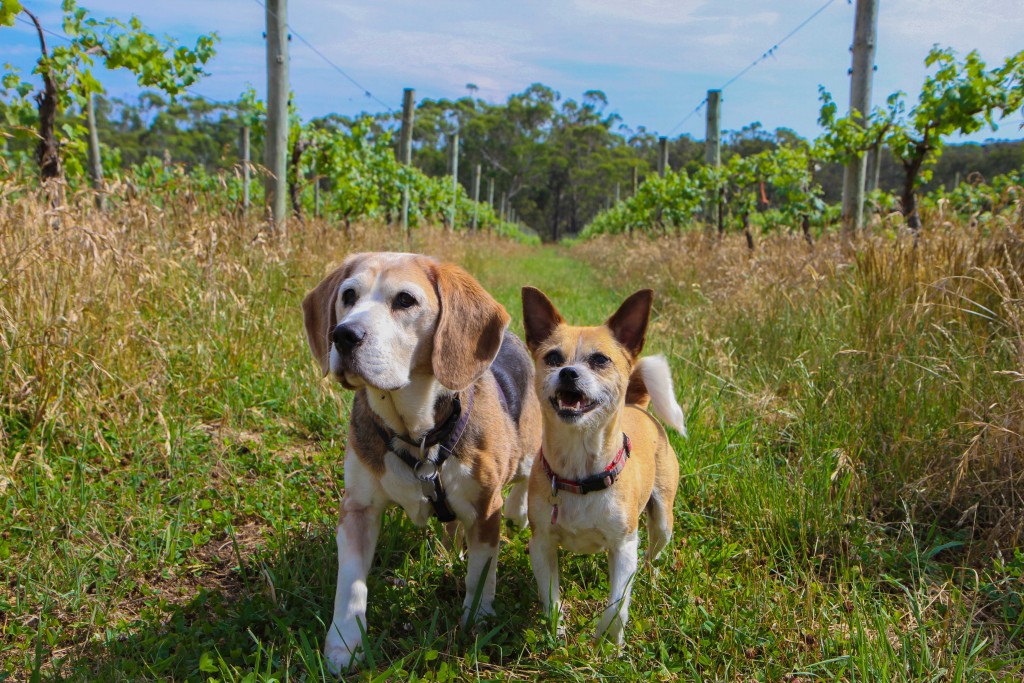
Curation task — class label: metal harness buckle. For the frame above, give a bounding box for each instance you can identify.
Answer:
[414,435,438,500]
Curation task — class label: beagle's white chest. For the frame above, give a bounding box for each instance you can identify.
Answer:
[380,451,433,527]
[378,450,480,527]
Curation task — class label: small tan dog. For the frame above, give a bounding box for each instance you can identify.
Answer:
[521,286,686,644]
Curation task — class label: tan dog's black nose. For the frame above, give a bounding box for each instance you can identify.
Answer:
[333,323,366,352]
[559,367,579,383]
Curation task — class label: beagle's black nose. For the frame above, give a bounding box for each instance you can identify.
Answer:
[332,323,366,352]
[558,367,579,383]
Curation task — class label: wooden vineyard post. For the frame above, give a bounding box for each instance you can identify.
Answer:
[240,124,251,212]
[471,163,481,232]
[85,92,104,209]
[313,159,321,218]
[840,0,880,234]
[705,89,722,231]
[264,0,289,231]
[449,130,459,230]
[399,88,415,235]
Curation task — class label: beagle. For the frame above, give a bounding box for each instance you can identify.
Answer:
[521,287,686,645]
[302,252,541,673]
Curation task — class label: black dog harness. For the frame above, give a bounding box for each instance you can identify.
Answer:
[374,389,475,523]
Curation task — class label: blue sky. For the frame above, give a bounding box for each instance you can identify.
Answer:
[4,0,1024,142]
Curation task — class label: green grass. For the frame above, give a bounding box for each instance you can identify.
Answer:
[2,209,1023,681]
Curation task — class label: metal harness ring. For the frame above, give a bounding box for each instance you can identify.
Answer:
[415,435,437,481]
[414,459,437,481]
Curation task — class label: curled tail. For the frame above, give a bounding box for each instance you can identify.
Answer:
[626,355,687,436]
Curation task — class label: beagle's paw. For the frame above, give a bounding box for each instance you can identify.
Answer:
[324,635,360,675]
[460,602,496,630]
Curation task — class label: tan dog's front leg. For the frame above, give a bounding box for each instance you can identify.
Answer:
[596,531,639,645]
[324,458,384,674]
[461,498,501,626]
[529,530,563,636]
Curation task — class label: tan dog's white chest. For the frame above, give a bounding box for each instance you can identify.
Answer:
[534,492,630,554]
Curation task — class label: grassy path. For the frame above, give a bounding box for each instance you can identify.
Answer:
[467,245,626,332]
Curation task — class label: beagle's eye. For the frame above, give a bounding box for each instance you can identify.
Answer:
[392,291,418,310]
[589,353,611,368]
[543,350,565,367]
[341,288,357,306]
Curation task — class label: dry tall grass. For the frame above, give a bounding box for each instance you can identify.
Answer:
[573,221,1024,551]
[5,184,1021,547]
[0,182,491,480]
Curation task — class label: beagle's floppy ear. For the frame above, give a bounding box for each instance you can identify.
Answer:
[521,286,564,352]
[302,254,366,376]
[606,289,653,358]
[431,263,510,391]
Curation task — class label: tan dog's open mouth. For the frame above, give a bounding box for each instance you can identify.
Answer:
[552,389,599,419]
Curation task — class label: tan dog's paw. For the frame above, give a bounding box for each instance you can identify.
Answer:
[541,606,566,640]
[594,614,625,648]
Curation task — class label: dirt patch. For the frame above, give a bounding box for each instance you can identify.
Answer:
[193,520,268,574]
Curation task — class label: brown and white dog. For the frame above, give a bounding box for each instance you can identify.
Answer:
[303,253,541,672]
[521,286,685,645]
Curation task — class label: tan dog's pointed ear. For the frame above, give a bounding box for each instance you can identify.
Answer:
[302,254,365,376]
[606,289,653,358]
[432,263,510,391]
[521,286,564,351]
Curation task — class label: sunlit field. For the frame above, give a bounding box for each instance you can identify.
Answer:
[2,185,1022,681]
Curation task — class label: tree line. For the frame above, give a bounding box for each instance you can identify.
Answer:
[5,84,1021,238]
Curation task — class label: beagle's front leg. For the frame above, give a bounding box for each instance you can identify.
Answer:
[324,452,385,674]
[461,494,501,626]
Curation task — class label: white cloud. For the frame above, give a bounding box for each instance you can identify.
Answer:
[883,0,1024,59]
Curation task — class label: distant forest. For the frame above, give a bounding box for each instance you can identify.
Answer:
[6,84,1022,236]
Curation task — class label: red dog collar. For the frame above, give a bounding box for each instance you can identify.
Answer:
[540,433,631,495]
